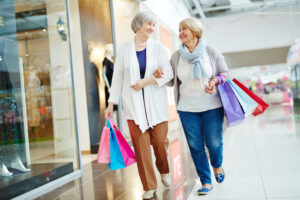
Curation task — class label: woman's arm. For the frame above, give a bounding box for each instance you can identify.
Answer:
[132,45,175,91]
[130,77,157,91]
[205,77,218,94]
[152,46,174,87]
[107,49,123,105]
[165,51,180,87]
[206,46,229,94]
[214,47,229,81]
[105,49,123,117]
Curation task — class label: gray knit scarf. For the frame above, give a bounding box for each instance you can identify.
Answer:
[179,38,206,80]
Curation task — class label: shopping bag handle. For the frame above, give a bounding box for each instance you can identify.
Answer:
[106,117,113,130]
[107,117,116,131]
[217,75,226,85]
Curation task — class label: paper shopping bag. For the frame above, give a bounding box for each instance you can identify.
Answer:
[107,119,126,170]
[97,126,110,163]
[232,78,269,116]
[228,79,258,116]
[109,117,136,167]
[218,81,245,127]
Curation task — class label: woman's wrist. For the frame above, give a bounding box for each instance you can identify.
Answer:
[108,102,114,108]
[144,77,157,86]
[211,77,219,85]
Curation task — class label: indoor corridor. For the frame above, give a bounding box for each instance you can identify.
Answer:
[36,104,300,200]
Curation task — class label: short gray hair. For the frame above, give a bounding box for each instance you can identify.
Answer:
[131,12,156,33]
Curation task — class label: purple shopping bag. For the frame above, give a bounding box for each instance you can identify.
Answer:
[108,117,136,167]
[218,81,245,127]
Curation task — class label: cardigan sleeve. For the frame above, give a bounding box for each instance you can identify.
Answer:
[153,45,174,87]
[166,51,179,87]
[209,46,229,81]
[216,50,229,79]
[108,49,123,105]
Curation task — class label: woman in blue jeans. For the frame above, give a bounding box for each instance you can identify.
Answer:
[154,17,229,195]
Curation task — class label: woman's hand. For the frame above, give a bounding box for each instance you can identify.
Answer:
[205,78,218,94]
[130,79,146,91]
[131,77,158,91]
[153,67,164,79]
[104,103,114,118]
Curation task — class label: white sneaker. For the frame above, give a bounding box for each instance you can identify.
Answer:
[142,189,156,199]
[161,174,171,187]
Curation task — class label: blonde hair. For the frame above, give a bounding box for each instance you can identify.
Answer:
[179,18,203,38]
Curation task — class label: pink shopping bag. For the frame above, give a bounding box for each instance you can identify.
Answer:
[97,126,110,163]
[108,117,136,167]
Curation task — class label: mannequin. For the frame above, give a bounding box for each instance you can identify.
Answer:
[0,38,30,177]
[26,69,41,139]
[102,43,118,123]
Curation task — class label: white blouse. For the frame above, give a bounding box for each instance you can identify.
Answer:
[177,50,222,112]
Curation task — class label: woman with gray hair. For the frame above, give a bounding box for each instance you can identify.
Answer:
[155,17,229,195]
[105,12,173,199]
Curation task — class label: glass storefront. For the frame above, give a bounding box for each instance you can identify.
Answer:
[0,0,80,199]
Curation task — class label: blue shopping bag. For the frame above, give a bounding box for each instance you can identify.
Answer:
[107,120,126,170]
[228,79,258,116]
[218,81,245,127]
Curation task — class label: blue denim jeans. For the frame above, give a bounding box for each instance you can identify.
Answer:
[178,107,224,185]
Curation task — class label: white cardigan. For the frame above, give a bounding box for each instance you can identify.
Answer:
[108,38,173,133]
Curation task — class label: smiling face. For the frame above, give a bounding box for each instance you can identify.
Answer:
[137,21,156,38]
[179,24,195,45]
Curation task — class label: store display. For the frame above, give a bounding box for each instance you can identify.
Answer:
[23,68,53,141]
[0,39,30,177]
[27,70,41,128]
[102,44,114,105]
[0,90,30,176]
[0,163,12,176]
[0,0,79,198]
[102,43,118,123]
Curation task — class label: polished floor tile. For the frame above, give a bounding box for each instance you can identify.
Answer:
[188,182,267,200]
[37,105,300,200]
[267,198,300,200]
[263,174,300,198]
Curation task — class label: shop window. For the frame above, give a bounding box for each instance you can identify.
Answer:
[0,0,79,199]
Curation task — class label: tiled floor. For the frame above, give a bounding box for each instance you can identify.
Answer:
[188,105,300,200]
[37,105,300,200]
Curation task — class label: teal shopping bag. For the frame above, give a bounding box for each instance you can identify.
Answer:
[107,120,126,170]
[228,79,258,116]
